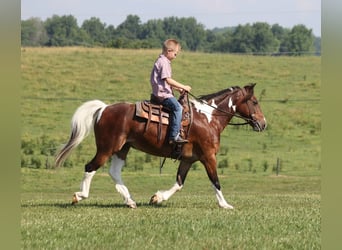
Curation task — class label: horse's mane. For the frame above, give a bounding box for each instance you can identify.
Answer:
[198,86,240,101]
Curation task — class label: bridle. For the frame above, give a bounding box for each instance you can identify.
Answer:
[187,90,256,126]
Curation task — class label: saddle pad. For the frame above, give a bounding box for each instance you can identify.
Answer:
[135,101,170,125]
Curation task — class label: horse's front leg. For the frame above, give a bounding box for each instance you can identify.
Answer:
[202,154,234,209]
[150,160,191,205]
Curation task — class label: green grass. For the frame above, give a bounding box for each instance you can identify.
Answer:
[21,167,320,250]
[21,47,321,249]
[22,197,320,249]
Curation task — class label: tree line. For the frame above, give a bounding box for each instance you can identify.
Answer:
[21,14,320,55]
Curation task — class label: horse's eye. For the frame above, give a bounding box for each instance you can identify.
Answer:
[253,100,258,105]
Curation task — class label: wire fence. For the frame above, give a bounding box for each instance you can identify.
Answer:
[21,95,321,103]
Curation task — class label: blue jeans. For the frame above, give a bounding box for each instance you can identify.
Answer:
[162,97,183,139]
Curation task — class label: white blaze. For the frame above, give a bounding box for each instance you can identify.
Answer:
[192,99,217,123]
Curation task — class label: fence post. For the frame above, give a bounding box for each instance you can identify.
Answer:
[276,158,280,176]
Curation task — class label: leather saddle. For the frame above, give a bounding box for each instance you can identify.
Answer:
[135,100,170,125]
[135,93,192,142]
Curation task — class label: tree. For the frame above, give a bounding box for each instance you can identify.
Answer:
[81,17,107,45]
[161,17,206,51]
[20,14,320,55]
[272,24,290,54]
[140,19,166,41]
[271,24,287,41]
[21,17,48,46]
[179,17,206,51]
[44,15,80,46]
[286,24,315,55]
[210,30,232,52]
[116,15,142,40]
[252,22,278,53]
[162,16,179,38]
[105,24,117,47]
[230,24,255,53]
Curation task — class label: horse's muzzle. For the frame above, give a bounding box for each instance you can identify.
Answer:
[251,117,267,132]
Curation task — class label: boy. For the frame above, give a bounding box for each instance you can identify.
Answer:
[150,39,192,144]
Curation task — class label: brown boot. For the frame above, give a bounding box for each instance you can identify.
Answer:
[169,135,188,144]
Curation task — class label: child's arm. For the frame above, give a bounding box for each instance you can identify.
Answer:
[165,78,191,92]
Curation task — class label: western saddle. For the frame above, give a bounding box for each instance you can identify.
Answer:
[135,92,193,143]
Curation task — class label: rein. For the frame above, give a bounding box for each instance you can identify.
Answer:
[187,91,251,126]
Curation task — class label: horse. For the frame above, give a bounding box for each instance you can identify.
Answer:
[55,83,266,209]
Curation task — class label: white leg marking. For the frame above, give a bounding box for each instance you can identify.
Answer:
[74,171,96,202]
[154,183,183,204]
[213,185,234,209]
[109,155,136,208]
[108,155,125,184]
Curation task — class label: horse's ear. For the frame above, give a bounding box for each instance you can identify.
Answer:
[245,83,256,92]
[243,83,256,100]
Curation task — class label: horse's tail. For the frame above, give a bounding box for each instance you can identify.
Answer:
[55,100,107,167]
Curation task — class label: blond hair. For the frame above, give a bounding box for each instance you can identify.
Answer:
[162,39,181,53]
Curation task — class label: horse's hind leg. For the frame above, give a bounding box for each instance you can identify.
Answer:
[107,144,136,208]
[108,154,137,208]
[72,151,110,204]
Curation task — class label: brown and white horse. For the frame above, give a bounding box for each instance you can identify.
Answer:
[55,83,266,209]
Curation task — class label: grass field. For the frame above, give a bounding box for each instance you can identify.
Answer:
[21,47,321,249]
[21,167,320,249]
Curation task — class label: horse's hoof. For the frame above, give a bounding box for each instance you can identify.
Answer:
[127,203,137,209]
[71,194,78,205]
[224,205,234,209]
[126,199,137,209]
[149,195,157,205]
[221,204,234,209]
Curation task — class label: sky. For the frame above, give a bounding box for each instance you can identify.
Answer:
[21,0,321,36]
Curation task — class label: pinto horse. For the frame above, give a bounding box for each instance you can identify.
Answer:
[55,83,266,209]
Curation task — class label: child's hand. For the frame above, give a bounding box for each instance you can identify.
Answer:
[182,85,191,93]
[175,85,191,93]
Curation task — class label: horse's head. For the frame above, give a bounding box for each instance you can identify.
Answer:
[233,83,267,132]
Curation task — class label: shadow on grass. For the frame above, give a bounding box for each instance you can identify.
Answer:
[21,201,168,209]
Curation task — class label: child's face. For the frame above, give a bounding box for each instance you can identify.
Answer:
[165,45,180,60]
